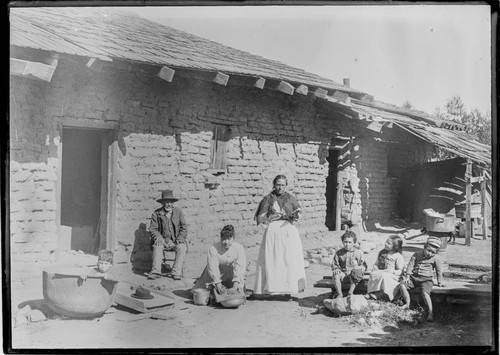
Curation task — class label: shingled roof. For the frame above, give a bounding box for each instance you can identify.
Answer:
[10,6,491,167]
[10,7,365,96]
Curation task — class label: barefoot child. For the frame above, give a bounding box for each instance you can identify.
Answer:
[331,231,367,298]
[365,235,404,301]
[397,236,445,321]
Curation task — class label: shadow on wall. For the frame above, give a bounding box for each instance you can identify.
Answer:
[130,223,152,275]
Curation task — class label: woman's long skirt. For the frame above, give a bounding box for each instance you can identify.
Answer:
[253,220,306,295]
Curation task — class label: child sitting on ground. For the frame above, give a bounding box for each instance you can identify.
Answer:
[331,230,367,299]
[79,249,118,281]
[397,236,445,321]
[365,235,404,301]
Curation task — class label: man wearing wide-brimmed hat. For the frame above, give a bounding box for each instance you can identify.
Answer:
[146,190,187,280]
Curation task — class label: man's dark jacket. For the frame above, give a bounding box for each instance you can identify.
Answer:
[149,206,187,244]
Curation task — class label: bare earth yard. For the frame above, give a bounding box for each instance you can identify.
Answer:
[9,222,493,350]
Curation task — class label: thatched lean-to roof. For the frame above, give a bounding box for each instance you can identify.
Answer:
[318,98,491,168]
[10,7,491,168]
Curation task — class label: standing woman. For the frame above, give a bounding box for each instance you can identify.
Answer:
[253,175,306,298]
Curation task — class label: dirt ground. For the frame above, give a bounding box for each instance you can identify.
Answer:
[9,222,494,350]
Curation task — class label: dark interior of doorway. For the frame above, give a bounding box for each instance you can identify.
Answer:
[61,127,104,254]
[325,149,339,231]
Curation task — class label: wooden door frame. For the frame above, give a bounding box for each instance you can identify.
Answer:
[55,119,118,254]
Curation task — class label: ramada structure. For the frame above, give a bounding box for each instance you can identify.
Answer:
[9,7,491,284]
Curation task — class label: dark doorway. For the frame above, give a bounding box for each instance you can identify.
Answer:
[325,149,340,231]
[60,128,108,254]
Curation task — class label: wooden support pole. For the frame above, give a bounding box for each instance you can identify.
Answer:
[295,84,309,95]
[10,57,57,82]
[213,72,229,86]
[480,170,488,240]
[157,66,175,82]
[276,81,294,95]
[465,159,472,246]
[335,176,342,231]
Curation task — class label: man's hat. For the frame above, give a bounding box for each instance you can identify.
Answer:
[157,189,179,203]
[426,236,442,249]
[131,286,154,300]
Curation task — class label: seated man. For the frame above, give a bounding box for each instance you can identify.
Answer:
[192,225,246,295]
[146,189,187,280]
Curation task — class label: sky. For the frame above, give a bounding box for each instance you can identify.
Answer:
[125,4,491,116]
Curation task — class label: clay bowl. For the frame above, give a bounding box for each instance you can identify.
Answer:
[43,265,119,318]
[220,297,245,308]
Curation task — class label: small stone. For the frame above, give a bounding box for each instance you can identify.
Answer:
[357,317,366,325]
[303,260,310,268]
[321,250,329,257]
[14,313,28,327]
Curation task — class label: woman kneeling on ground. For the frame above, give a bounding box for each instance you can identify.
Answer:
[365,234,404,301]
[192,225,246,295]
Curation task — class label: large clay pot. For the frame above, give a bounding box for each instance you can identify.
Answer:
[43,265,118,318]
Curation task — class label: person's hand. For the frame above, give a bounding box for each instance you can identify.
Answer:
[165,239,175,249]
[228,282,241,295]
[266,208,277,217]
[268,212,282,222]
[79,272,88,281]
[353,265,364,271]
[332,269,341,276]
[104,273,118,282]
[214,283,223,294]
[153,236,164,247]
[436,282,446,287]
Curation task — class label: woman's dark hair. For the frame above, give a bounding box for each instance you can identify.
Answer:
[220,225,235,239]
[273,175,287,186]
[341,230,357,243]
[98,249,114,264]
[388,234,403,253]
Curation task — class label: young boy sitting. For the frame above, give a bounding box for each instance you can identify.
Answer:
[397,236,445,321]
[331,230,367,299]
[79,249,118,281]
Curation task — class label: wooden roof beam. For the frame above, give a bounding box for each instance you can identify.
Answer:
[86,57,105,73]
[332,91,351,105]
[264,79,294,96]
[294,84,309,95]
[227,75,266,89]
[10,57,57,82]
[314,88,328,99]
[213,72,229,86]
[157,66,175,82]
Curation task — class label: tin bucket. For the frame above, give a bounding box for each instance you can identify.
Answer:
[193,288,210,306]
[425,214,455,233]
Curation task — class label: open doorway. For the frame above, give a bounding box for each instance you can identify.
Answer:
[325,149,340,231]
[60,127,111,254]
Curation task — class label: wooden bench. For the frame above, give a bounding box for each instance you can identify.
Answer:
[314,275,492,304]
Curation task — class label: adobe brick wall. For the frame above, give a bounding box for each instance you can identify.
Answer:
[9,58,432,284]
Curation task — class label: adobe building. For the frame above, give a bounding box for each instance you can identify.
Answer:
[9,8,491,285]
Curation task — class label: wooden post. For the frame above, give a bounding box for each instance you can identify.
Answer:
[481,170,488,240]
[335,175,342,231]
[465,160,472,246]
